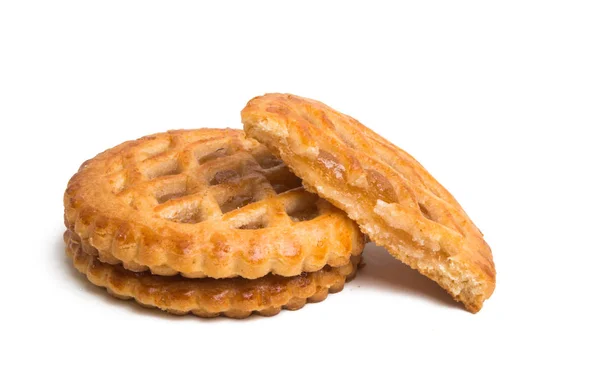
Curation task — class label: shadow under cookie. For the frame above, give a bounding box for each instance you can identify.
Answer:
[356,243,461,309]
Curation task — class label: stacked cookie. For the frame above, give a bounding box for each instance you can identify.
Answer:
[64,129,364,318]
[64,94,496,316]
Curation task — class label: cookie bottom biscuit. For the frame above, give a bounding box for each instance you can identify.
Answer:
[65,231,360,319]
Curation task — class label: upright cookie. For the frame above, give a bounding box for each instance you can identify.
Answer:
[64,129,364,279]
[242,94,495,312]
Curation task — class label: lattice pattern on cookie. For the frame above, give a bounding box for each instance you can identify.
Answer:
[64,129,364,279]
[242,94,495,312]
[65,231,359,319]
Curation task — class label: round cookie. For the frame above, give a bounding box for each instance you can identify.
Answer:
[64,129,364,279]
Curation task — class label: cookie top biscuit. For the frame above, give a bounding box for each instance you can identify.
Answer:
[64,128,364,279]
[242,94,495,312]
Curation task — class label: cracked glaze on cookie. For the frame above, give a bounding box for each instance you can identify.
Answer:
[242,94,495,312]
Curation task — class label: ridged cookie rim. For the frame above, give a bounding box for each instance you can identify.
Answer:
[65,230,360,319]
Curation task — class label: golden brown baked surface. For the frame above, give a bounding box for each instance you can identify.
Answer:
[64,128,364,279]
[242,93,495,312]
[65,231,359,318]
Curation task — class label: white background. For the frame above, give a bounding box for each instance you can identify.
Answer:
[1,1,599,377]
